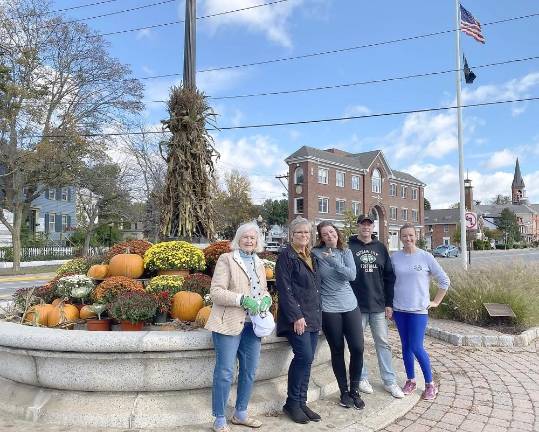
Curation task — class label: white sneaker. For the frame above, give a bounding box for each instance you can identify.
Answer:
[358,379,373,394]
[384,383,405,399]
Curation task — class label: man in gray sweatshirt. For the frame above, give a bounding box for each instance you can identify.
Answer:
[348,215,404,399]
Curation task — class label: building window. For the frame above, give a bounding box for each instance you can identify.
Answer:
[412,188,418,200]
[318,168,329,184]
[294,167,304,184]
[48,189,56,200]
[401,209,408,221]
[389,183,397,196]
[336,199,346,215]
[401,186,407,199]
[351,175,360,190]
[444,225,449,234]
[336,171,345,188]
[371,169,381,194]
[62,215,69,231]
[412,209,418,222]
[49,213,56,232]
[294,198,304,214]
[390,207,397,220]
[318,197,329,213]
[61,188,68,201]
[352,201,360,216]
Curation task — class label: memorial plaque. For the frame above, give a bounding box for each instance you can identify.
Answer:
[483,303,516,318]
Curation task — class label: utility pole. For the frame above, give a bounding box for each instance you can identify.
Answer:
[183,0,196,90]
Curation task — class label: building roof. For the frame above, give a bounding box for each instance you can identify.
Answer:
[476,203,538,216]
[424,208,461,225]
[285,145,424,185]
[512,158,525,189]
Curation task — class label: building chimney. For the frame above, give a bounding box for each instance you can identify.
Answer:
[464,176,473,211]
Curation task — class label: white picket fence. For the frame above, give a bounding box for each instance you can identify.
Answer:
[0,246,109,262]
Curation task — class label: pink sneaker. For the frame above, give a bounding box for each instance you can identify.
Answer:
[402,380,417,395]
[422,383,438,400]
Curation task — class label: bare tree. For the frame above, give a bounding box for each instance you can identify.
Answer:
[0,0,143,270]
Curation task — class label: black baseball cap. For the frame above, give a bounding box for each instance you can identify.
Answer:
[357,214,374,224]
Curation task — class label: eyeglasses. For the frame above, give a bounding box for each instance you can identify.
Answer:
[293,231,310,235]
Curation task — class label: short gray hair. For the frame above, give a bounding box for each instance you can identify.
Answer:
[230,222,265,253]
[289,217,314,248]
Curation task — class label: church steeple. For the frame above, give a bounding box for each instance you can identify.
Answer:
[511,158,526,204]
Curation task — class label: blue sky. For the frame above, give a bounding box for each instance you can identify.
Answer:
[53,0,539,207]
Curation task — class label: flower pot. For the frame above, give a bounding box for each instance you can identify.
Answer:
[86,318,112,331]
[119,320,145,331]
[158,269,189,278]
[153,311,168,324]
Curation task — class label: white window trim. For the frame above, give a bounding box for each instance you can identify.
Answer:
[49,213,56,232]
[371,169,382,194]
[351,201,360,216]
[48,189,56,200]
[336,199,346,215]
[412,188,418,200]
[401,208,408,221]
[389,183,397,196]
[61,188,69,201]
[318,167,329,185]
[294,197,304,214]
[401,185,407,199]
[351,175,360,190]
[61,214,68,231]
[318,196,329,214]
[390,206,398,220]
[336,171,345,188]
[412,209,418,222]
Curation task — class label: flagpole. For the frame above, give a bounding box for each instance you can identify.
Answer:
[455,0,468,270]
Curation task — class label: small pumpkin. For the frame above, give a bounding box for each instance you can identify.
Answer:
[264,267,274,279]
[51,298,63,307]
[108,252,144,279]
[79,305,97,320]
[24,304,55,326]
[171,291,204,321]
[47,303,80,327]
[87,264,109,279]
[195,305,212,327]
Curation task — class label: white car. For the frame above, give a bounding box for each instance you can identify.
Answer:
[265,241,280,252]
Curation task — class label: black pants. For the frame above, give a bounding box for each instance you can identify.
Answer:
[322,307,364,394]
[285,331,319,406]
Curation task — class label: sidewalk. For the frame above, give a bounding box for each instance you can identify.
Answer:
[0,273,55,283]
[0,323,537,431]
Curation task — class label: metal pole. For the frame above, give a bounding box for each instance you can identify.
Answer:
[455,0,468,270]
[183,0,196,90]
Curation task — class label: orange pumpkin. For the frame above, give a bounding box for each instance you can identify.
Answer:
[195,306,212,327]
[79,305,97,320]
[51,298,63,307]
[87,264,109,279]
[24,304,55,326]
[171,291,204,321]
[265,267,274,279]
[47,303,80,327]
[108,253,144,279]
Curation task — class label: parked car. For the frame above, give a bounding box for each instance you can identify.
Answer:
[432,244,460,258]
[265,241,281,252]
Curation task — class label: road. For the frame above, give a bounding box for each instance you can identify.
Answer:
[0,277,51,301]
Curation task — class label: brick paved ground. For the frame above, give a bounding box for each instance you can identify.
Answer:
[0,329,537,431]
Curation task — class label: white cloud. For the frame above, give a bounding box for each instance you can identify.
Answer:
[523,171,539,203]
[200,0,304,48]
[483,149,516,170]
[136,29,153,40]
[343,105,371,118]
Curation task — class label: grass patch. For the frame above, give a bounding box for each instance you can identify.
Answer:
[429,263,539,329]
[0,265,60,276]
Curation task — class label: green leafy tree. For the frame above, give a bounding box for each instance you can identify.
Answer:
[483,227,503,241]
[452,223,474,245]
[490,194,511,205]
[341,210,358,241]
[260,199,288,226]
[424,197,431,210]
[497,208,521,244]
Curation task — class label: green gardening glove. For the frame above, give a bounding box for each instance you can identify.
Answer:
[240,295,260,315]
[259,294,272,313]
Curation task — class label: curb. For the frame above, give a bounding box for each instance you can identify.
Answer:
[426,324,539,347]
[0,273,55,283]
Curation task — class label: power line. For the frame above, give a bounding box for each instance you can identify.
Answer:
[94,0,291,37]
[25,96,539,138]
[53,0,124,14]
[133,11,539,81]
[68,0,177,23]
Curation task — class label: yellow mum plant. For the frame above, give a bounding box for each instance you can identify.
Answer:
[143,241,206,272]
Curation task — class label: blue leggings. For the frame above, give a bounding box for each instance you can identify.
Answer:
[393,311,433,383]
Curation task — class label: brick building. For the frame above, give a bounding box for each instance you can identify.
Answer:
[285,146,425,251]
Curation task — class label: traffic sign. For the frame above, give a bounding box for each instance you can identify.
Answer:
[465,212,478,230]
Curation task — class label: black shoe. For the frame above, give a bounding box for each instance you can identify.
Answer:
[349,390,365,410]
[301,404,321,422]
[283,404,310,424]
[339,391,354,408]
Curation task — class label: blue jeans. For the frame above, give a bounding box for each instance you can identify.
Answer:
[360,312,397,386]
[285,331,319,406]
[212,323,261,417]
[393,311,432,383]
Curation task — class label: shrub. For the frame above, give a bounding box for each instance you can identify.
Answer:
[55,275,95,302]
[57,258,91,276]
[146,275,185,296]
[182,273,212,298]
[12,287,39,311]
[105,240,153,263]
[258,251,278,262]
[143,241,206,272]
[109,291,157,323]
[203,241,231,268]
[429,264,539,328]
[93,276,144,303]
[154,291,172,314]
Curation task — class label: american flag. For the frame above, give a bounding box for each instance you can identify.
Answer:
[460,4,485,44]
